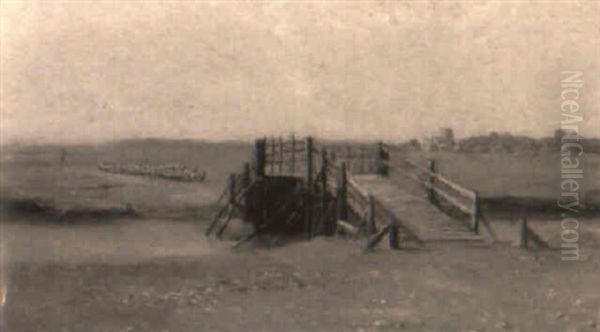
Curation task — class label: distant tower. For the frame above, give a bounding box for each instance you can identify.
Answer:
[440,128,454,143]
[554,129,566,141]
[439,128,455,150]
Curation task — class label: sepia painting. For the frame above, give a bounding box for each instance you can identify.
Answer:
[1,1,599,331]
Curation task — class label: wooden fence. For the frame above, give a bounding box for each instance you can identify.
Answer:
[262,135,389,178]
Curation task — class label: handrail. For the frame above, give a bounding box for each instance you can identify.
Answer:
[401,159,475,200]
[424,181,473,215]
[382,152,484,235]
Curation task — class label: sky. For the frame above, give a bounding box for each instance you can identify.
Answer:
[1,1,598,144]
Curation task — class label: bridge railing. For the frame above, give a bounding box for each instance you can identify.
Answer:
[380,144,482,234]
[328,158,422,249]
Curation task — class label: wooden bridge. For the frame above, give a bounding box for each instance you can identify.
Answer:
[205,135,516,250]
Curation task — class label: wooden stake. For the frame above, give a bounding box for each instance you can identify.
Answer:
[520,217,528,248]
[471,190,481,234]
[364,225,391,251]
[305,136,314,239]
[321,149,331,236]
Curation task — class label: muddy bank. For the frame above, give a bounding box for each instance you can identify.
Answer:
[2,239,600,332]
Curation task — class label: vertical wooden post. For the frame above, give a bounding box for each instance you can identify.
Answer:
[471,190,480,234]
[388,214,399,249]
[320,149,330,235]
[336,161,348,222]
[520,217,528,248]
[306,137,314,188]
[228,174,236,205]
[305,137,314,239]
[367,193,376,235]
[289,134,296,175]
[270,137,276,175]
[278,137,284,175]
[427,159,436,203]
[253,139,266,178]
[376,141,388,176]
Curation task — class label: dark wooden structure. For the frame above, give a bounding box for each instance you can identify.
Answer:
[206,135,542,252]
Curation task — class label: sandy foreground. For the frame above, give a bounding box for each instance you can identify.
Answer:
[1,217,599,332]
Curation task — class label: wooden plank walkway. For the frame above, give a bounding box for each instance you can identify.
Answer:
[354,174,484,242]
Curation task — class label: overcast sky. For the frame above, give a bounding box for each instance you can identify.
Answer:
[1,1,598,144]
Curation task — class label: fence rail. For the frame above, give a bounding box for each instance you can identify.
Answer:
[380,144,496,238]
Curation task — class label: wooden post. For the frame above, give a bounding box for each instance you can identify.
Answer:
[520,217,528,248]
[270,137,276,175]
[471,190,481,234]
[289,134,296,175]
[305,137,314,239]
[376,141,388,176]
[306,137,314,187]
[427,159,436,203]
[336,161,348,222]
[320,149,330,236]
[364,225,390,251]
[367,192,376,235]
[253,139,266,178]
[278,137,284,175]
[388,214,399,249]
